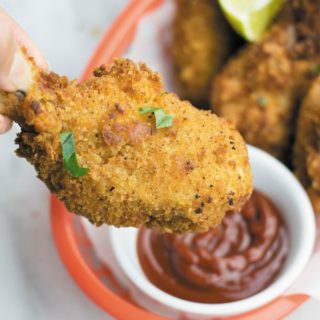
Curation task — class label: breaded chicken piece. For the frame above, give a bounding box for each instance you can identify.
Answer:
[294,76,320,214]
[212,0,320,161]
[0,57,252,233]
[172,0,238,107]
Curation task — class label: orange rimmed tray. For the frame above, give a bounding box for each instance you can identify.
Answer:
[50,1,309,319]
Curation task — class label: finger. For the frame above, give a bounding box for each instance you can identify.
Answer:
[0,18,16,77]
[0,7,48,71]
[0,19,33,92]
[0,115,13,134]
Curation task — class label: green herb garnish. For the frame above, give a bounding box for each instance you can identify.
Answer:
[59,131,88,177]
[310,64,320,77]
[139,107,174,129]
[257,96,267,108]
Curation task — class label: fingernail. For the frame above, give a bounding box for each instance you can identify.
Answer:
[0,115,13,134]
[7,49,33,92]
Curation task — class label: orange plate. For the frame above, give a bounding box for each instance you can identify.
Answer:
[50,0,308,319]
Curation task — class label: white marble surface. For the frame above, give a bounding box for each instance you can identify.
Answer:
[0,0,128,319]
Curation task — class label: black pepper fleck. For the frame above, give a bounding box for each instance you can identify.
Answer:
[185,161,194,172]
[195,208,202,214]
[93,66,108,77]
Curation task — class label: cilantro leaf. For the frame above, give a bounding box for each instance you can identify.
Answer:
[139,107,174,129]
[59,131,88,177]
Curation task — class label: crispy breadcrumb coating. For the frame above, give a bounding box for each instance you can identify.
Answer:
[294,76,320,214]
[0,58,252,233]
[211,0,320,162]
[172,0,238,107]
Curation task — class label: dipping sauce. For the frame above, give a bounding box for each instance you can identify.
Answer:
[137,191,289,303]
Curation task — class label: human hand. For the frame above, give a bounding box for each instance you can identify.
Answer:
[0,8,47,134]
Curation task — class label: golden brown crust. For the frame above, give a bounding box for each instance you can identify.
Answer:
[172,0,238,107]
[10,58,252,233]
[211,0,320,161]
[294,76,320,214]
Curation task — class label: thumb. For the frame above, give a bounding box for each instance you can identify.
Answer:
[0,19,33,92]
[0,115,13,134]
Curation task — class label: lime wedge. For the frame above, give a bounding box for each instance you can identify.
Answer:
[218,0,285,41]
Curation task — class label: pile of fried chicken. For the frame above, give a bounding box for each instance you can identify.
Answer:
[173,0,320,215]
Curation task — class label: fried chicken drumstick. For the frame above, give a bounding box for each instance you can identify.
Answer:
[0,56,252,233]
[294,76,320,214]
[172,0,238,107]
[212,0,320,162]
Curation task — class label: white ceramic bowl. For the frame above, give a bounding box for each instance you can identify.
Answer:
[109,145,316,318]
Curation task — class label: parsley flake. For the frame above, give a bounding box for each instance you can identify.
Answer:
[310,64,320,76]
[257,96,267,108]
[59,131,88,177]
[139,107,174,129]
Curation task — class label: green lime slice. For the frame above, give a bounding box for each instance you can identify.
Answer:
[218,0,285,41]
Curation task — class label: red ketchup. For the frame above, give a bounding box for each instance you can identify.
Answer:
[137,191,289,303]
